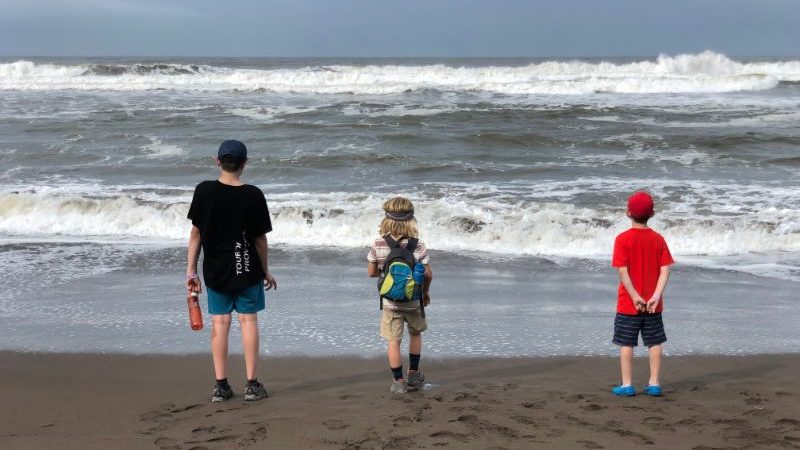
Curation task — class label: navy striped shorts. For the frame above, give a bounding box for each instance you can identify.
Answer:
[612,313,667,347]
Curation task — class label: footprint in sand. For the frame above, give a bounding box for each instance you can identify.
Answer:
[744,397,767,405]
[381,435,413,450]
[469,404,491,413]
[510,415,545,427]
[519,400,546,409]
[185,434,239,444]
[641,416,674,432]
[775,418,800,430]
[429,430,469,443]
[170,404,202,413]
[576,441,603,449]
[323,419,350,430]
[743,407,773,417]
[564,394,585,403]
[580,403,607,412]
[642,416,664,424]
[482,382,518,391]
[391,416,413,427]
[455,414,478,423]
[452,391,479,402]
[238,425,268,446]
[139,404,175,422]
[153,436,180,450]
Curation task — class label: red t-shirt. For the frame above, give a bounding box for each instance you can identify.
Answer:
[612,228,674,315]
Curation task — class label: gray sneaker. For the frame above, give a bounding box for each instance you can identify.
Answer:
[407,370,425,391]
[211,384,234,403]
[390,379,408,395]
[244,380,268,401]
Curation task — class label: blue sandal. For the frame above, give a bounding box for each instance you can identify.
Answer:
[643,385,662,396]
[611,385,636,397]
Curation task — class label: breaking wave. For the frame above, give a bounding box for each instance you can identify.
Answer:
[1,186,797,260]
[1,52,799,94]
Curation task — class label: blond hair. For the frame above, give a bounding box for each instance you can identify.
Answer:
[379,196,419,238]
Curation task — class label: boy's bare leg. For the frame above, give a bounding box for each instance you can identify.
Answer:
[211,314,232,380]
[620,345,634,386]
[409,332,422,356]
[648,344,662,386]
[387,340,403,370]
[239,313,259,381]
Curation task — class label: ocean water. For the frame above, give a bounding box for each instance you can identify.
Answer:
[1,52,799,356]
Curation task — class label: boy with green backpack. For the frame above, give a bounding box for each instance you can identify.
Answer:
[367,197,433,395]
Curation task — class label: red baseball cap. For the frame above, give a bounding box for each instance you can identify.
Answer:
[627,191,654,220]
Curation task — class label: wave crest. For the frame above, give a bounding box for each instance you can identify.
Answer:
[1,52,798,94]
[1,190,797,260]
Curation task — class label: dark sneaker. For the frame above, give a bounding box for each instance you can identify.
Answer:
[244,380,269,401]
[407,370,425,391]
[390,379,408,395]
[211,384,234,403]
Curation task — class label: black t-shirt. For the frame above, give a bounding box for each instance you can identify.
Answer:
[187,180,272,291]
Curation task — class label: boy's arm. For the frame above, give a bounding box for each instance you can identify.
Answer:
[186,225,202,292]
[254,234,277,290]
[367,261,380,277]
[646,266,670,313]
[617,267,646,312]
[422,264,433,306]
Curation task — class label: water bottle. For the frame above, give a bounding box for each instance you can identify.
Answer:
[187,291,203,331]
[413,262,425,300]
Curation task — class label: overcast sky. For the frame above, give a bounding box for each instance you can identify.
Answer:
[0,0,797,57]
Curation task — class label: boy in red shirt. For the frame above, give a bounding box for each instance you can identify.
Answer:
[611,192,674,397]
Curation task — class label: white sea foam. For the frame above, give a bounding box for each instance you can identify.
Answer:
[1,181,798,270]
[226,105,319,123]
[340,104,458,117]
[2,52,798,94]
[583,110,800,128]
[142,136,185,158]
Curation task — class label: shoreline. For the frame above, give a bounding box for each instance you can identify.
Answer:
[2,352,798,449]
[4,245,799,356]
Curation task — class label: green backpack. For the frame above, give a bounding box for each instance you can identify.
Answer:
[377,236,420,307]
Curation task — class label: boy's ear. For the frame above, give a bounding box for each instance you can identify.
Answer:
[626,210,632,219]
[213,156,221,167]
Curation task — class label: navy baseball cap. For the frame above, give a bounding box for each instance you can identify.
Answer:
[217,140,248,163]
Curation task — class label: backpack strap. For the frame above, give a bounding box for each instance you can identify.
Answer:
[383,235,399,248]
[406,238,419,255]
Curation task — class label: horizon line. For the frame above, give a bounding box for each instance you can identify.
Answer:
[2,52,799,60]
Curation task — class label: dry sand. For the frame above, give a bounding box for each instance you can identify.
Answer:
[1,352,798,449]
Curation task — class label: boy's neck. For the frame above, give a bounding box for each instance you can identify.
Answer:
[218,171,244,186]
[630,221,649,229]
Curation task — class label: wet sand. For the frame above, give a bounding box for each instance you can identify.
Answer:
[1,352,799,449]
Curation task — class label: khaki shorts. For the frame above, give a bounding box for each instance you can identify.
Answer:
[380,308,428,341]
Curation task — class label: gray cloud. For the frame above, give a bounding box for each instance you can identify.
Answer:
[0,0,797,57]
[0,0,204,18]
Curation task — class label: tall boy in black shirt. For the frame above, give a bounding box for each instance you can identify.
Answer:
[186,140,277,402]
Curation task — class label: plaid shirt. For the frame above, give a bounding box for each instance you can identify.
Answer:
[367,236,430,267]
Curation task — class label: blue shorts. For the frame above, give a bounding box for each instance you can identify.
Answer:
[612,313,667,347]
[206,283,265,315]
